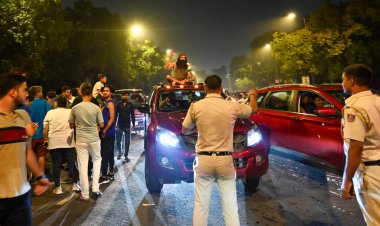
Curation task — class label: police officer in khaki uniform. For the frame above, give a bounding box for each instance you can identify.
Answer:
[182,75,259,226]
[340,64,380,226]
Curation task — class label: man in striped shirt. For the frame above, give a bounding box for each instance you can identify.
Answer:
[0,73,51,226]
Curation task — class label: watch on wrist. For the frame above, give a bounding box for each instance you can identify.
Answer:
[35,174,47,181]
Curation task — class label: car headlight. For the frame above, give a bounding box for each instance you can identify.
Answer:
[156,127,180,148]
[247,125,262,147]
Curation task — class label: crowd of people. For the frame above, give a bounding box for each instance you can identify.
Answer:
[0,69,137,220]
[1,60,379,226]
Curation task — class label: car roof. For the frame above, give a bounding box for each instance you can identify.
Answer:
[154,83,205,91]
[115,89,143,92]
[258,83,342,92]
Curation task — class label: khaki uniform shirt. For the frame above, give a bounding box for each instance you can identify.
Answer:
[342,90,380,161]
[182,93,252,152]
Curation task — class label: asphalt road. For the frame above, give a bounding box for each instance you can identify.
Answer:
[31,134,365,226]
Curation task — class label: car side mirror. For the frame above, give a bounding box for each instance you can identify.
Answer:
[138,103,150,114]
[314,107,337,117]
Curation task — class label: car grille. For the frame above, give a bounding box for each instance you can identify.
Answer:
[180,133,246,153]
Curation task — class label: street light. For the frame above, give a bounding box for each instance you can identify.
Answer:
[287,12,296,20]
[263,43,279,84]
[130,24,143,37]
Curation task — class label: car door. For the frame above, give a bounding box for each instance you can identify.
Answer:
[288,90,343,168]
[251,90,293,149]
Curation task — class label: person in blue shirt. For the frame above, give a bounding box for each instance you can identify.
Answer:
[29,86,51,173]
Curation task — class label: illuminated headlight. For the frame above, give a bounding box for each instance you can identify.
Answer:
[247,126,262,147]
[156,127,180,148]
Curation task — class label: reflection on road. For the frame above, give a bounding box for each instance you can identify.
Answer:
[32,135,364,226]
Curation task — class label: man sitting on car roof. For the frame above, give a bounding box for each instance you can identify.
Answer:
[165,50,196,85]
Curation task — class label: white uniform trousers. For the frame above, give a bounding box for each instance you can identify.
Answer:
[193,154,240,226]
[353,164,380,226]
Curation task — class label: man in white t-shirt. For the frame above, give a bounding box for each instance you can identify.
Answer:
[92,74,107,99]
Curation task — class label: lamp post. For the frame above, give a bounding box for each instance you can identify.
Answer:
[226,74,231,91]
[263,43,279,84]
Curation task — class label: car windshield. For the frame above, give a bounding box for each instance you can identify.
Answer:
[158,90,206,112]
[129,92,146,103]
[325,90,350,105]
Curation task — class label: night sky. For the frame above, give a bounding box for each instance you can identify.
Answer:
[63,0,351,73]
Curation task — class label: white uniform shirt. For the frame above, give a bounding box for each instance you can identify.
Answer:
[342,90,380,161]
[43,108,75,149]
[182,93,252,152]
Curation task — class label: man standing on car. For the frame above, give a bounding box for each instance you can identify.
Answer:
[340,64,380,225]
[115,91,135,163]
[182,75,259,226]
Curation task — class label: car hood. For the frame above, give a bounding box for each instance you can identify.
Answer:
[155,112,255,134]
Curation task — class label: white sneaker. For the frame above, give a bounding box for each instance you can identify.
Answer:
[53,186,63,195]
[72,183,82,192]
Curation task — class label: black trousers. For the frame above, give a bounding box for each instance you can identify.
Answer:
[0,190,31,226]
[50,148,78,187]
[101,136,115,176]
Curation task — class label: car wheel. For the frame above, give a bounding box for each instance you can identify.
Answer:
[145,154,163,193]
[244,177,261,191]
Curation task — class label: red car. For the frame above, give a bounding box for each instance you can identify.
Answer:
[250,84,348,169]
[139,83,269,193]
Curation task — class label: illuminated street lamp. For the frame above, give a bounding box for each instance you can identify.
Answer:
[263,43,279,84]
[130,24,143,37]
[287,12,296,20]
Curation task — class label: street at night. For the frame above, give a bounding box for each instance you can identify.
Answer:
[31,134,364,226]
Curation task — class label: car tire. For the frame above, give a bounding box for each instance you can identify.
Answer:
[145,154,163,193]
[244,177,261,191]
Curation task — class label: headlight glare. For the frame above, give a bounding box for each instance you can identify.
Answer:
[247,126,262,147]
[156,127,180,147]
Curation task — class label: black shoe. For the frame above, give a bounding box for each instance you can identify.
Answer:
[98,176,110,184]
[91,191,102,200]
[123,157,130,163]
[117,153,122,160]
[108,172,115,180]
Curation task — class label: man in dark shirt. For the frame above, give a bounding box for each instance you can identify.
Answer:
[115,91,135,163]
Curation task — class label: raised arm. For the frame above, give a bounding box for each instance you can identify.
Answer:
[165,50,175,70]
[247,88,259,114]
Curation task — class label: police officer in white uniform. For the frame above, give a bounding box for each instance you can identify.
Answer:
[340,64,380,226]
[182,75,259,226]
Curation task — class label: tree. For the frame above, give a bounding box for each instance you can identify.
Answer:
[123,37,165,92]
[0,0,72,77]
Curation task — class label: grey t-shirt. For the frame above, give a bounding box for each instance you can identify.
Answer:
[69,102,104,143]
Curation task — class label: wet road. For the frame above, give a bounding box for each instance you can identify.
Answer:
[32,134,365,226]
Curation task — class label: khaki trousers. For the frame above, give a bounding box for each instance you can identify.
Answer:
[193,154,240,226]
[353,164,380,226]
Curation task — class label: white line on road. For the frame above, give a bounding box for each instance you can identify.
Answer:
[126,162,169,226]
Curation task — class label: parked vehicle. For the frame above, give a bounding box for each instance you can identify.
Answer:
[115,89,147,132]
[139,83,269,193]
[250,84,348,169]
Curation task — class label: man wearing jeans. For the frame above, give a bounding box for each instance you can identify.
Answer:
[115,91,135,163]
[182,75,258,226]
[69,83,104,200]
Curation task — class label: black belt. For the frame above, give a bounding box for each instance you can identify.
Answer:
[197,151,232,156]
[363,160,380,166]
